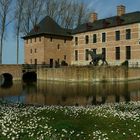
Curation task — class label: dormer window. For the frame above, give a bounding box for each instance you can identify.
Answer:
[86,23,92,30]
[34,25,39,32]
[116,16,124,25]
[103,20,110,28]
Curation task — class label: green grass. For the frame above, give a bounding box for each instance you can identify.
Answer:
[0,102,140,140]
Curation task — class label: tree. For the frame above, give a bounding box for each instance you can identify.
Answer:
[0,0,13,64]
[44,0,58,19]
[19,0,90,36]
[20,0,32,35]
[15,0,25,64]
[30,0,44,28]
[20,0,44,35]
[75,1,89,27]
[43,0,89,29]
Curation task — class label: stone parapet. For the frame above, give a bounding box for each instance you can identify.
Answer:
[37,66,140,82]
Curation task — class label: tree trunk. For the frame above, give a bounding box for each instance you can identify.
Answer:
[0,38,3,64]
[16,35,19,64]
[0,33,4,64]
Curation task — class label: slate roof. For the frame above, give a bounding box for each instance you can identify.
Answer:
[72,11,140,34]
[23,11,140,38]
[23,16,72,39]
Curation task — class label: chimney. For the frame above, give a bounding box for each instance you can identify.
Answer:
[117,5,125,16]
[89,12,98,22]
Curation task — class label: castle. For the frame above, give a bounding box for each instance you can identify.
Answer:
[23,5,140,67]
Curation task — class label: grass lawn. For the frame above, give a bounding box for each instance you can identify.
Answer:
[0,102,140,140]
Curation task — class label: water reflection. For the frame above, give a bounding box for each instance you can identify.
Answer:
[0,80,140,106]
[0,75,13,88]
[1,81,13,88]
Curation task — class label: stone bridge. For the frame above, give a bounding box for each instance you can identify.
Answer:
[0,65,22,81]
[0,65,37,83]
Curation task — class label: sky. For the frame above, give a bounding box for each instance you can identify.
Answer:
[3,0,140,64]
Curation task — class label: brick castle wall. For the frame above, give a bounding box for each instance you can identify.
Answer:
[72,23,140,66]
[37,66,140,82]
[24,36,72,65]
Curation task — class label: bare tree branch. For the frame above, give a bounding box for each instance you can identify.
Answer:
[14,0,25,64]
[0,0,13,64]
[20,0,90,35]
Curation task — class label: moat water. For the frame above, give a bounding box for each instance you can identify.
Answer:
[0,80,140,106]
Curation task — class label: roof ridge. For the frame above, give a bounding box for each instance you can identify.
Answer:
[88,11,140,24]
[73,11,140,34]
[23,15,72,38]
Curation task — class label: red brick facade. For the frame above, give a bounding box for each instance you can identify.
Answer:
[24,5,140,67]
[72,23,140,66]
[24,35,72,66]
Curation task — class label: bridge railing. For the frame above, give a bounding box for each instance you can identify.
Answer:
[22,63,70,71]
[22,64,50,70]
[22,64,36,69]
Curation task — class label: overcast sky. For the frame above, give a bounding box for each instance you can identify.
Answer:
[3,0,140,64]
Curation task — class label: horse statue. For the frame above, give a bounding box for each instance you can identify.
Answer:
[88,49,108,66]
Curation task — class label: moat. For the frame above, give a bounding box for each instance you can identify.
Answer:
[0,80,140,106]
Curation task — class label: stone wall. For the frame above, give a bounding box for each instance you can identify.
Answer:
[37,66,140,82]
[0,65,22,80]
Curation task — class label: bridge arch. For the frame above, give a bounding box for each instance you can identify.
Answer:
[0,73,13,82]
[22,72,37,82]
[3,73,13,81]
[0,73,13,88]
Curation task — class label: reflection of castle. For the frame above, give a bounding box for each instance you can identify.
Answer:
[24,81,140,106]
[0,81,140,105]
[23,5,140,67]
[0,81,22,96]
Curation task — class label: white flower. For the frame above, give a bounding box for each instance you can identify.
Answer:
[123,132,125,135]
